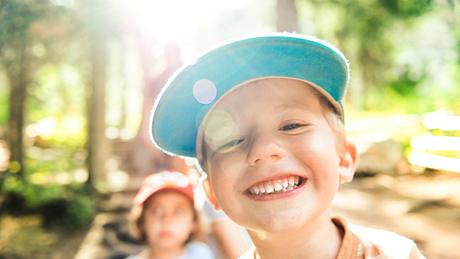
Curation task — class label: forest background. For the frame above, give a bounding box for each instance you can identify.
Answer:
[0,0,459,258]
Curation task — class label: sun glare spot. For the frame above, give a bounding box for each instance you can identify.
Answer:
[124,0,250,43]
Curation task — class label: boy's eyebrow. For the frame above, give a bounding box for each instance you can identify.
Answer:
[273,103,310,112]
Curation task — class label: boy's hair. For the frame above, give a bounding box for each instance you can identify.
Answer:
[128,192,207,244]
[308,85,347,153]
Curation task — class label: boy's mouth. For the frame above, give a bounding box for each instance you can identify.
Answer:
[246,175,307,197]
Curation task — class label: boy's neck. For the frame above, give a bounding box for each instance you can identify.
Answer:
[248,215,343,259]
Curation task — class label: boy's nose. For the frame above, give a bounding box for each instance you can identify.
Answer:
[246,132,285,166]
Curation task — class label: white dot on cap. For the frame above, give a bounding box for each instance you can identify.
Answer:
[193,79,217,104]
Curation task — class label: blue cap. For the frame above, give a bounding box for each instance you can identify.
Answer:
[150,33,349,158]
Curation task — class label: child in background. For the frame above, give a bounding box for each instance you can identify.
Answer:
[149,33,426,258]
[127,171,214,259]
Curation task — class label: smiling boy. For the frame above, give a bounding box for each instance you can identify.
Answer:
[149,34,425,259]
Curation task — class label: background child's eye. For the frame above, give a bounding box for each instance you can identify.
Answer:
[174,208,186,215]
[279,123,306,131]
[150,207,164,217]
[218,138,244,151]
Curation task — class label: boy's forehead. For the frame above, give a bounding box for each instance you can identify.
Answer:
[209,78,318,111]
[202,78,323,140]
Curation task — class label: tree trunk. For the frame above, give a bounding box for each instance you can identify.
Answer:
[85,1,109,191]
[276,0,299,32]
[118,40,127,129]
[7,36,28,178]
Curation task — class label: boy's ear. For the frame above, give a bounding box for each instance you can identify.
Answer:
[339,141,359,184]
[201,177,221,210]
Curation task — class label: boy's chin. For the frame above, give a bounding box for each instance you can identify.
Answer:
[247,221,306,239]
[246,208,327,235]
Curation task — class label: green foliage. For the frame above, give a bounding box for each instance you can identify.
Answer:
[0,0,55,67]
[341,0,435,86]
[26,148,86,177]
[26,63,87,148]
[0,0,43,40]
[364,87,431,114]
[0,83,7,125]
[388,67,426,96]
[1,176,96,227]
[66,193,96,227]
[298,0,460,113]
[2,176,63,208]
[381,0,434,18]
[39,192,96,228]
[456,38,460,65]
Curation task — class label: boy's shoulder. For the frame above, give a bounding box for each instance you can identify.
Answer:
[346,221,425,259]
[349,222,413,246]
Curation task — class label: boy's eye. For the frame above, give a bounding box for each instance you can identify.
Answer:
[279,122,308,131]
[218,138,244,151]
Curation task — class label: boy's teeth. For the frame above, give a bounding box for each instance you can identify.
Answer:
[259,185,266,194]
[288,176,295,186]
[274,182,283,191]
[249,176,303,196]
[265,182,274,193]
[283,179,289,188]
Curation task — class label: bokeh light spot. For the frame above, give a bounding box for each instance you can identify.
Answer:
[193,79,217,104]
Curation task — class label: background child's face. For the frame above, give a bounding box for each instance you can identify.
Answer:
[201,78,356,234]
[143,190,196,249]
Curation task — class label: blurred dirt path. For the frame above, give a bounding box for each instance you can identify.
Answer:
[333,173,460,259]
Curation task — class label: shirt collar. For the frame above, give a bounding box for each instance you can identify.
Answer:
[248,217,362,259]
[332,217,362,259]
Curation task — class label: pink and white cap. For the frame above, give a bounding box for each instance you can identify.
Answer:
[133,171,194,205]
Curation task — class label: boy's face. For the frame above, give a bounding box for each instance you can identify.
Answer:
[201,78,357,234]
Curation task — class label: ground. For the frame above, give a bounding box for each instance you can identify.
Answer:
[0,215,89,259]
[334,172,460,259]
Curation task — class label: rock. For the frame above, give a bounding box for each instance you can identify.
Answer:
[357,139,404,175]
